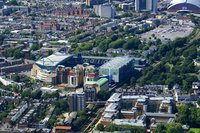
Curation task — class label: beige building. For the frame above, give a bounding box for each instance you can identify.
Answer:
[84,78,108,92]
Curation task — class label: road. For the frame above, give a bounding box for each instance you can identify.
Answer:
[81,107,104,133]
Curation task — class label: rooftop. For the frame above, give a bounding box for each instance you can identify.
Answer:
[107,93,121,103]
[113,119,146,127]
[100,56,133,70]
[104,113,114,119]
[105,103,118,113]
[35,52,73,67]
[85,78,108,86]
[122,95,148,100]
[145,112,175,118]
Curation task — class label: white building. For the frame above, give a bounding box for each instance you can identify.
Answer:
[8,102,28,122]
[0,76,16,86]
[40,86,58,94]
[94,3,115,18]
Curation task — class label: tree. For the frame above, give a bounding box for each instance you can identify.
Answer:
[51,91,59,98]
[97,89,110,101]
[105,123,145,132]
[48,50,53,55]
[71,43,78,48]
[74,29,79,35]
[31,89,42,99]
[105,123,119,132]
[12,74,20,82]
[98,41,108,52]
[109,39,125,49]
[187,131,195,133]
[166,123,183,133]
[197,99,200,106]
[30,54,36,60]
[0,34,5,45]
[55,99,68,115]
[89,13,98,17]
[6,0,18,5]
[30,44,39,51]
[155,38,162,45]
[155,123,183,133]
[189,107,198,127]
[48,117,56,127]
[14,49,23,59]
[12,84,19,92]
[123,37,141,50]
[121,83,128,89]
[21,90,31,98]
[130,77,136,86]
[155,123,166,133]
[96,123,104,131]
[42,92,51,99]
[177,104,189,124]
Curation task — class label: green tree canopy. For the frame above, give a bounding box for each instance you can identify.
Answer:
[97,89,111,101]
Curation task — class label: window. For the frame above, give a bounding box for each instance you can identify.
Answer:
[87,77,92,81]
[71,76,76,85]
[182,7,187,10]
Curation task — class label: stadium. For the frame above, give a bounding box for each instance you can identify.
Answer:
[31,52,146,83]
[167,0,200,13]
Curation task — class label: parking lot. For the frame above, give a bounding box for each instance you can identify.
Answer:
[140,24,194,44]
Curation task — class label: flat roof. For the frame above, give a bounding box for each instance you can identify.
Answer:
[122,95,148,100]
[104,113,114,119]
[113,119,146,127]
[85,78,108,86]
[100,56,133,70]
[35,52,73,67]
[145,113,175,118]
[105,103,118,113]
[149,97,173,101]
[55,126,71,130]
[107,93,121,103]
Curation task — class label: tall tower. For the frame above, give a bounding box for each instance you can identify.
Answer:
[135,0,157,13]
[135,0,140,12]
[152,0,158,13]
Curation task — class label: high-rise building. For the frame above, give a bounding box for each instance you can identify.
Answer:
[84,87,96,102]
[94,3,115,18]
[83,64,99,84]
[69,91,85,112]
[56,65,68,84]
[67,64,98,88]
[135,0,157,13]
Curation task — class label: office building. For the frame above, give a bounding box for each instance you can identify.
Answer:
[99,56,134,83]
[94,3,115,18]
[135,0,157,13]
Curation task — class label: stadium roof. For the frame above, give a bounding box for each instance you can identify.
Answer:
[35,52,73,67]
[168,0,200,10]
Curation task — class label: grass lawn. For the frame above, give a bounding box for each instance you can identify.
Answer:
[190,128,200,133]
